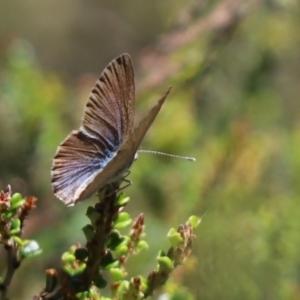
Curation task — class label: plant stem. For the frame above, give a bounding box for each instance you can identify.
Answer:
[83,184,120,284]
[0,245,19,300]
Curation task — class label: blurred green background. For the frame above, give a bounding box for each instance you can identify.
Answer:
[1,0,300,299]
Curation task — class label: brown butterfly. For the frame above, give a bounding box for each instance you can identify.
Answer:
[51,53,170,206]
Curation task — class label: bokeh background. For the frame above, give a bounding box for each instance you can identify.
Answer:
[1,0,300,299]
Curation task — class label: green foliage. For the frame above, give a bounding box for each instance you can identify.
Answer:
[0,187,42,299]
[114,212,133,229]
[32,190,198,299]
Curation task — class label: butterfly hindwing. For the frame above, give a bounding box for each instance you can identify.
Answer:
[51,130,114,206]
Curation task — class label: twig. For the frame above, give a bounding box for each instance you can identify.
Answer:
[60,183,120,299]
[0,244,20,300]
[83,184,120,285]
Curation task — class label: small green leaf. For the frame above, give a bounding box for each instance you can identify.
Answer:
[115,212,131,223]
[64,262,86,276]
[63,265,75,276]
[76,262,86,273]
[5,210,16,219]
[116,193,130,206]
[12,236,24,245]
[101,252,113,263]
[158,250,167,257]
[115,280,130,295]
[75,292,87,300]
[136,240,149,252]
[8,219,21,236]
[107,230,125,250]
[61,252,76,264]
[19,240,42,259]
[115,244,128,258]
[100,251,118,269]
[69,245,79,254]
[138,276,148,292]
[10,193,25,210]
[103,260,119,270]
[188,215,201,228]
[10,193,23,203]
[94,274,107,289]
[168,228,183,246]
[82,224,96,241]
[11,200,25,211]
[75,248,88,261]
[11,218,21,229]
[114,212,132,229]
[8,228,20,235]
[110,268,126,282]
[86,206,101,225]
[168,228,177,235]
[157,256,174,272]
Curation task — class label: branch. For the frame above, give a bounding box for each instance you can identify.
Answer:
[138,0,264,91]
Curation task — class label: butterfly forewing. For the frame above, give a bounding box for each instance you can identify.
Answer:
[82,54,135,145]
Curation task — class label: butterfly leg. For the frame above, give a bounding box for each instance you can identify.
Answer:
[97,170,132,199]
[116,170,132,192]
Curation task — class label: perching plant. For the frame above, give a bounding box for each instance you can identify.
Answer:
[0,184,199,300]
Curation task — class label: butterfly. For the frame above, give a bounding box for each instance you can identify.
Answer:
[51,53,171,206]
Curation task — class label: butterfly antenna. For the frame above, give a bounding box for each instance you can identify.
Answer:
[138,150,196,161]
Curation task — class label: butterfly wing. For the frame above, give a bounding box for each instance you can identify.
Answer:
[82,53,135,143]
[51,54,135,206]
[74,88,172,204]
[122,87,171,156]
[51,131,115,206]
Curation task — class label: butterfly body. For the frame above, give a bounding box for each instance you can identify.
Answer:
[51,54,170,206]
